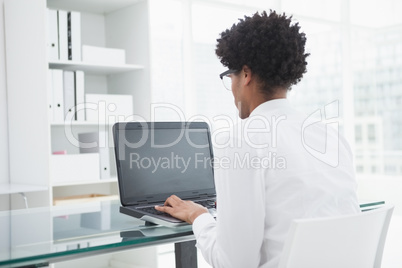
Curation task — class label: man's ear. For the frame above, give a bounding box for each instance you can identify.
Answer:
[242,65,252,86]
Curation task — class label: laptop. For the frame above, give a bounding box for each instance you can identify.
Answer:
[113,121,216,227]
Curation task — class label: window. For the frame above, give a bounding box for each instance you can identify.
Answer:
[356,166,364,173]
[190,3,254,123]
[355,125,362,143]
[371,166,377,173]
[148,0,185,121]
[367,124,376,143]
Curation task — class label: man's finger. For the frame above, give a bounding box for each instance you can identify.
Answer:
[154,205,164,211]
[155,205,173,214]
[170,195,181,201]
[163,198,172,207]
[164,195,179,207]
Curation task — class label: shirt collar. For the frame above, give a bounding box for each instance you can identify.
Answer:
[249,98,291,117]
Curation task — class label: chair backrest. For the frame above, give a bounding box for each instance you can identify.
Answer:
[278,204,394,268]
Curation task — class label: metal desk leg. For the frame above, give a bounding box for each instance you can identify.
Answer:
[175,240,197,268]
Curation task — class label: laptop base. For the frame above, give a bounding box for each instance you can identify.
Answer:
[120,206,188,228]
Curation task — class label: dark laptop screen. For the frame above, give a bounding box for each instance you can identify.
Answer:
[114,122,215,205]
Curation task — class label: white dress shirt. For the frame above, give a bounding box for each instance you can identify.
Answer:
[192,99,360,268]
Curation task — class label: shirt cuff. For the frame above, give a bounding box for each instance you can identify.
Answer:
[192,212,216,239]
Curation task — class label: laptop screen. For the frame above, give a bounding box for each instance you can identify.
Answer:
[114,122,215,205]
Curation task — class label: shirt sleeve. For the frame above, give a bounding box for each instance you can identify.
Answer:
[192,139,266,268]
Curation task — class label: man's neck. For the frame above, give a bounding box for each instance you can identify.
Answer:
[247,89,288,116]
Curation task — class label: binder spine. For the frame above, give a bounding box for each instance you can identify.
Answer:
[52,69,64,122]
[75,71,85,121]
[47,69,54,122]
[67,12,72,60]
[47,9,59,61]
[58,10,68,61]
[63,70,75,121]
[71,11,82,61]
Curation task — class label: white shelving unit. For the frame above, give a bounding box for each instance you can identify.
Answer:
[52,177,117,187]
[0,183,48,195]
[49,61,144,75]
[4,0,152,208]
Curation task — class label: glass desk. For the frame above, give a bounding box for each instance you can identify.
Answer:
[0,200,196,268]
[0,200,385,268]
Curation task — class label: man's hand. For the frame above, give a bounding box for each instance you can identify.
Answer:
[155,195,209,224]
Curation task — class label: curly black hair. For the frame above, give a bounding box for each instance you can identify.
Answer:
[216,10,309,95]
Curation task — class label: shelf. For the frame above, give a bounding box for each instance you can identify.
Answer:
[51,121,122,126]
[51,121,109,126]
[53,194,119,206]
[50,121,135,127]
[0,183,48,195]
[47,0,142,14]
[48,61,144,75]
[52,177,117,187]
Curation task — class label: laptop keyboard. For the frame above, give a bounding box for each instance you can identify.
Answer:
[139,206,169,216]
[138,199,216,216]
[194,199,216,208]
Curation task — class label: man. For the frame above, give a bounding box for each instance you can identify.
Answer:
[156,10,360,267]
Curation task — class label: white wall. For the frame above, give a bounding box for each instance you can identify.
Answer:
[0,0,10,209]
[0,0,10,184]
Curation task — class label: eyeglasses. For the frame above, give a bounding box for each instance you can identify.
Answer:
[219,69,238,90]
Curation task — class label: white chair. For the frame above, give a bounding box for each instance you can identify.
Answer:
[278,204,395,268]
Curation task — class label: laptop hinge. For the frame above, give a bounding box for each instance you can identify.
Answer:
[195,194,215,199]
[135,200,162,207]
[130,200,148,206]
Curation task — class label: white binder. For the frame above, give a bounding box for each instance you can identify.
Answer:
[47,69,54,122]
[58,10,68,61]
[47,9,59,60]
[63,70,75,121]
[82,45,125,64]
[75,70,85,121]
[51,69,64,122]
[70,11,81,61]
